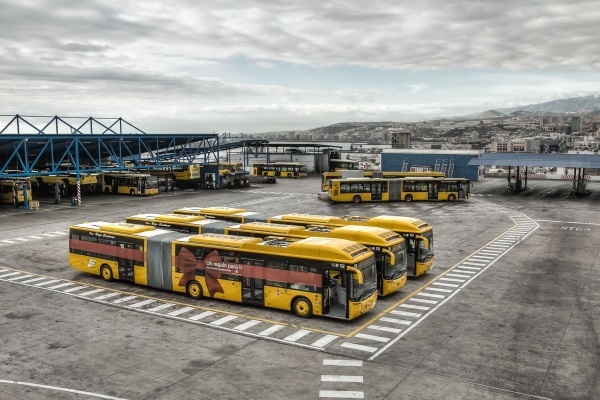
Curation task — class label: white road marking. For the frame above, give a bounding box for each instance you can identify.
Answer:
[321,375,363,383]
[0,379,128,400]
[258,324,285,336]
[355,333,390,343]
[187,310,216,320]
[146,303,176,312]
[210,315,238,326]
[166,306,194,316]
[390,310,422,317]
[233,319,261,331]
[284,329,311,342]
[312,335,339,347]
[323,360,362,366]
[368,325,402,334]
[319,390,364,398]
[339,342,377,353]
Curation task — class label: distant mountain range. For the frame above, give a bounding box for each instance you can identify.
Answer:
[464,94,600,120]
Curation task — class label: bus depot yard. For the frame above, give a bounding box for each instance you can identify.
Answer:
[0,176,599,400]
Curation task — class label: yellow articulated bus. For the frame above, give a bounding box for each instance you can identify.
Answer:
[328,177,470,203]
[173,206,268,223]
[68,222,378,320]
[321,171,446,191]
[268,213,434,277]
[252,162,308,178]
[0,179,33,207]
[100,172,159,196]
[224,222,407,296]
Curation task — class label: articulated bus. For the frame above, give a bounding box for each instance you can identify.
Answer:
[268,213,434,277]
[173,206,268,223]
[68,222,378,320]
[148,164,201,189]
[100,172,159,196]
[328,177,470,203]
[252,162,308,178]
[224,222,407,296]
[321,171,446,191]
[0,179,33,207]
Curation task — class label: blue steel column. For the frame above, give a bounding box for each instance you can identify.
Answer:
[75,137,81,205]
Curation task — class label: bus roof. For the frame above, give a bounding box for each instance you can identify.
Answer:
[175,206,247,215]
[71,221,173,236]
[269,213,432,234]
[232,222,403,246]
[128,213,206,223]
[181,233,373,261]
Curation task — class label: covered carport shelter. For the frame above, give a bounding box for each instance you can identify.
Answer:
[468,152,600,195]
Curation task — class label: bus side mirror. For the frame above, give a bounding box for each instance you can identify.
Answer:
[347,266,363,285]
[382,249,395,266]
[415,235,429,249]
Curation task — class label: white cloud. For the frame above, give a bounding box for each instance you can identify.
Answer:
[1,0,600,132]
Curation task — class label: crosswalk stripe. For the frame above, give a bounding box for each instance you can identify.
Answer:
[321,375,364,383]
[167,306,195,316]
[439,277,465,283]
[284,329,311,342]
[233,320,261,331]
[146,303,176,312]
[379,317,412,325]
[417,292,445,299]
[312,335,338,348]
[188,311,216,320]
[453,269,476,275]
[258,325,285,336]
[425,287,452,293]
[355,333,389,343]
[446,273,472,279]
[63,286,87,293]
[113,295,138,304]
[323,360,363,366]
[210,315,238,326]
[399,304,430,310]
[409,298,438,304]
[458,265,481,270]
[78,288,105,297]
[319,390,364,398]
[432,282,459,288]
[47,282,74,290]
[6,275,33,281]
[339,342,378,353]
[368,325,402,334]
[20,277,50,284]
[390,310,421,317]
[0,272,21,279]
[94,292,121,301]
[33,280,61,287]
[128,299,156,308]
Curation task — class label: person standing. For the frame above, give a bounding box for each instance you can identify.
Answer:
[54,182,61,204]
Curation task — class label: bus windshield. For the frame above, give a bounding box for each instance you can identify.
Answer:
[417,230,434,262]
[384,242,407,280]
[146,176,159,189]
[350,257,377,301]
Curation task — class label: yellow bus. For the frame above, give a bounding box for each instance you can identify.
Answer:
[328,177,470,203]
[252,162,308,178]
[173,206,267,223]
[126,213,237,235]
[224,222,407,296]
[0,179,33,207]
[148,164,201,190]
[100,172,159,195]
[321,171,446,191]
[30,173,98,195]
[329,159,360,172]
[268,213,434,277]
[68,222,378,320]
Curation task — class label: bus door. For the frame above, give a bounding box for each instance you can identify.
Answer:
[138,178,145,194]
[428,182,439,200]
[118,244,136,282]
[406,237,416,276]
[241,258,264,305]
[327,271,347,318]
[371,182,383,201]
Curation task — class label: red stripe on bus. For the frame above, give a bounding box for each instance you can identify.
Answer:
[70,239,145,263]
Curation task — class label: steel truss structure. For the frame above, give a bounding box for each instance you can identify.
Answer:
[0,115,220,178]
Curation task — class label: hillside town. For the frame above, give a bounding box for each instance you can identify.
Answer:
[242,111,600,154]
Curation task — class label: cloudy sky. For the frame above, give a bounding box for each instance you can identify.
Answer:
[1,0,599,133]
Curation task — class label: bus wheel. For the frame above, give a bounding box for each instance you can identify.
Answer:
[100,265,113,282]
[405,194,413,202]
[292,297,313,318]
[186,281,203,300]
[448,194,456,201]
[353,195,361,203]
